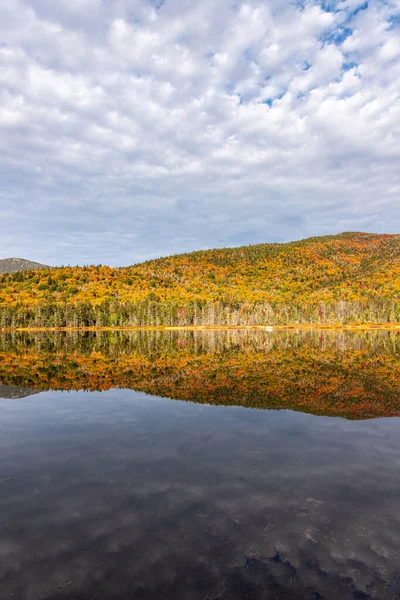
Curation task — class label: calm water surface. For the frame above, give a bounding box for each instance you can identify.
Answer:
[1,330,400,599]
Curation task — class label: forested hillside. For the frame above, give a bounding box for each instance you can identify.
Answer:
[0,233,399,327]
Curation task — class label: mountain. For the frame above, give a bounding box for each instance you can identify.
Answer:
[0,258,47,274]
[0,232,399,327]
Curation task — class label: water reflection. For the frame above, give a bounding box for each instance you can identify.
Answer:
[1,329,400,418]
[0,384,41,399]
[1,389,400,599]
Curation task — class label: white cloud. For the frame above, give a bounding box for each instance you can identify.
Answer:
[0,0,399,265]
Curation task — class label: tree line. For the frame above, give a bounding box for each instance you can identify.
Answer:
[0,298,399,328]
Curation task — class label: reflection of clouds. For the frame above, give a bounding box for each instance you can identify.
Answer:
[0,390,400,599]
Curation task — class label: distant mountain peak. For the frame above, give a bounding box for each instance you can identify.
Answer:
[0,258,48,274]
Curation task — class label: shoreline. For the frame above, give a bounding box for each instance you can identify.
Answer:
[1,323,400,332]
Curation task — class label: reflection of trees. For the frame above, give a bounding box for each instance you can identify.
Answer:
[0,330,399,419]
[1,328,399,355]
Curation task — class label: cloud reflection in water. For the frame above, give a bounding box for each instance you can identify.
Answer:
[1,389,400,599]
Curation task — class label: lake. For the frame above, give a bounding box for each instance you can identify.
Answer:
[1,329,400,599]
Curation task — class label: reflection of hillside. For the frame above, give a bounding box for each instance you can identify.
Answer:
[0,330,399,419]
[0,384,41,399]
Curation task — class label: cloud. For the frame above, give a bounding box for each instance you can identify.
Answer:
[1,389,400,599]
[0,0,399,265]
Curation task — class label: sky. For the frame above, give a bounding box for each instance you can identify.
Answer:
[0,0,399,266]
